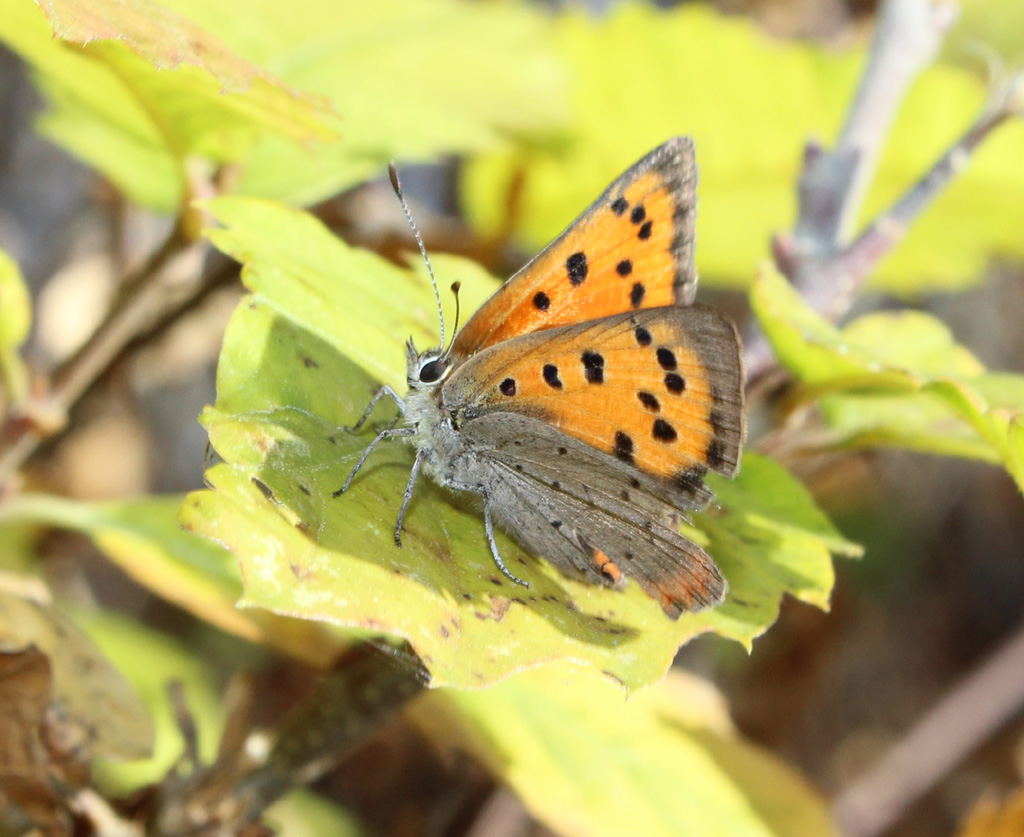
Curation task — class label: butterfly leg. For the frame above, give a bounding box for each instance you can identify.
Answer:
[347,385,406,433]
[332,426,415,498]
[483,498,529,587]
[446,478,528,587]
[393,448,426,547]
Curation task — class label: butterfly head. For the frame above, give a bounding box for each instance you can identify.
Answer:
[406,338,452,390]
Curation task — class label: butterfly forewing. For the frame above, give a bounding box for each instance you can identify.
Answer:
[444,305,743,491]
[450,138,699,363]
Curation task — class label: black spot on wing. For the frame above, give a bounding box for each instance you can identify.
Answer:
[543,364,563,388]
[676,466,708,494]
[637,391,660,412]
[707,408,738,472]
[613,431,635,464]
[582,351,605,384]
[533,291,550,311]
[566,252,588,286]
[656,348,677,370]
[653,419,677,442]
[630,283,645,308]
[707,438,727,471]
[665,372,685,394]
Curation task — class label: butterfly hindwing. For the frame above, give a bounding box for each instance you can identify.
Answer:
[460,412,727,616]
[450,137,699,362]
[444,305,744,491]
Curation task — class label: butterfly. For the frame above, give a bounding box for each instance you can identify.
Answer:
[335,137,745,618]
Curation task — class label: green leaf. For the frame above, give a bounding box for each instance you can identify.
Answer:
[0,592,154,762]
[703,455,860,633]
[751,268,986,385]
[460,4,1024,294]
[752,267,1024,493]
[74,608,225,794]
[945,0,1024,68]
[1,0,563,212]
[411,668,838,837]
[225,0,566,205]
[861,66,1024,291]
[184,197,850,690]
[265,789,366,837]
[0,493,344,667]
[0,248,31,405]
[0,0,339,212]
[200,195,478,390]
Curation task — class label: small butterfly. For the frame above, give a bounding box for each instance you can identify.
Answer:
[336,137,745,618]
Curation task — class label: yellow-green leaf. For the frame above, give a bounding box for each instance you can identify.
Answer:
[0,0,339,212]
[946,0,1024,67]
[75,608,224,794]
[0,493,344,667]
[265,790,366,837]
[461,4,1024,294]
[0,592,153,762]
[226,0,566,205]
[411,668,838,837]
[0,249,31,405]
[752,267,1024,493]
[184,196,851,690]
[1,0,564,212]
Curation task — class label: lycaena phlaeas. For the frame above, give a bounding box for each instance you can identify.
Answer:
[335,137,745,618]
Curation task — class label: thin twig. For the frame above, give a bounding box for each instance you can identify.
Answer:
[799,75,1022,322]
[792,0,957,255]
[0,223,208,486]
[743,0,957,386]
[150,642,427,834]
[236,643,426,817]
[832,616,1024,837]
[746,71,1022,387]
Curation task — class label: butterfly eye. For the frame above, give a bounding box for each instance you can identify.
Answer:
[418,358,447,383]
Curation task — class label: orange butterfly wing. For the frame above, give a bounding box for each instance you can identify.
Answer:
[444,305,744,487]
[450,137,699,363]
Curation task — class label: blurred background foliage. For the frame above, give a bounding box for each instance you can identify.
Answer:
[0,0,1023,835]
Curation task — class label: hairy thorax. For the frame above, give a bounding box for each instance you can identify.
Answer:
[403,385,466,484]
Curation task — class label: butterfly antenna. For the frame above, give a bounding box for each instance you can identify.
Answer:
[443,281,462,359]
[388,162,445,351]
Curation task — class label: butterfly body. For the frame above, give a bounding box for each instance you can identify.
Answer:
[340,138,745,618]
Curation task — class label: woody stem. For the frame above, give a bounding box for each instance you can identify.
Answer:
[742,0,958,388]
